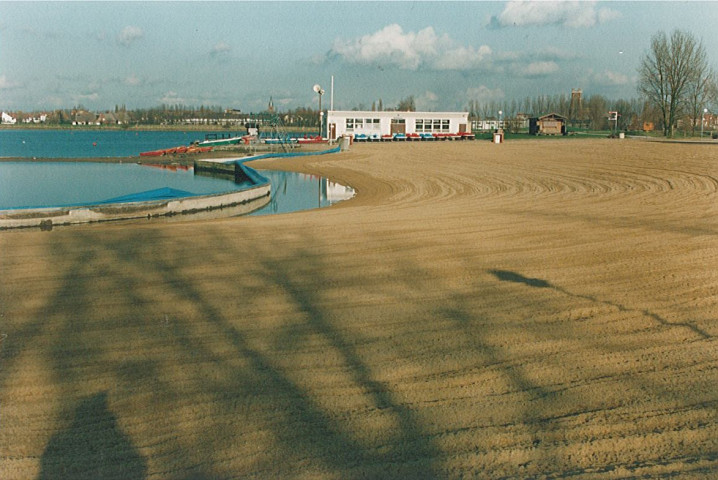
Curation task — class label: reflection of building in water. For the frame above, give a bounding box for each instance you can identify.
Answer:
[326,180,355,203]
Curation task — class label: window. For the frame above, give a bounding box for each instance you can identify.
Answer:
[347,117,378,132]
[415,118,453,133]
[346,118,364,131]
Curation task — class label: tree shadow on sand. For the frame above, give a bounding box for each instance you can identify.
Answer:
[488,269,710,340]
[39,392,147,480]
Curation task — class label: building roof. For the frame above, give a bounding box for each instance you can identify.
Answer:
[538,113,567,120]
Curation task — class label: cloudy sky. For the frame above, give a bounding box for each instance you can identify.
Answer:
[2,1,717,112]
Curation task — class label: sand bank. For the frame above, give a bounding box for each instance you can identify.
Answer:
[1,140,716,478]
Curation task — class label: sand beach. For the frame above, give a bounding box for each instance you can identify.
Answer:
[1,139,716,478]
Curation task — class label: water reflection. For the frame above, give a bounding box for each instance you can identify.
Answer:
[251,170,355,216]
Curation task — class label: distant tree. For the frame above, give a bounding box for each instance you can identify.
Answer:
[397,96,416,112]
[638,29,709,137]
[586,95,608,130]
[686,68,717,136]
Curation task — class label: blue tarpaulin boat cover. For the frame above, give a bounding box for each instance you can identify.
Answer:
[99,187,196,204]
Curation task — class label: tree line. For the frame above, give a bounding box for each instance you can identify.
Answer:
[467,29,716,136]
[6,30,714,136]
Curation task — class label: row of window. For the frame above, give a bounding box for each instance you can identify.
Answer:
[346,118,381,131]
[345,118,451,132]
[415,119,451,133]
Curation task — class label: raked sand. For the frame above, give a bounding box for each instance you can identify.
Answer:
[1,140,717,478]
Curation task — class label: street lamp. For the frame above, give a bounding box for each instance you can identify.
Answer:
[313,84,325,137]
[498,110,503,131]
[702,108,708,138]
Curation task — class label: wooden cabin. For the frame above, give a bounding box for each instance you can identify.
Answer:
[529,113,567,135]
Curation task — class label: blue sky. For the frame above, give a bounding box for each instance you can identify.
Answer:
[1,1,717,112]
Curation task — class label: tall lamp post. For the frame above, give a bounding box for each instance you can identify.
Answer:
[702,108,708,138]
[313,84,325,137]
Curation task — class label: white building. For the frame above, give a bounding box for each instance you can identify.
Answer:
[326,110,469,140]
[1,112,17,124]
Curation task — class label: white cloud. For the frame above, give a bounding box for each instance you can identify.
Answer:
[160,91,186,105]
[521,61,560,77]
[0,75,21,90]
[492,1,620,29]
[210,41,231,56]
[124,74,142,87]
[592,70,631,86]
[466,85,505,102]
[415,91,439,110]
[74,92,100,103]
[330,24,491,71]
[118,26,143,46]
[433,45,492,70]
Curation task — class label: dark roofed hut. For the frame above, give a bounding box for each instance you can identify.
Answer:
[529,113,567,136]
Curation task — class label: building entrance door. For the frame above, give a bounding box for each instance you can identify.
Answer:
[391,118,406,135]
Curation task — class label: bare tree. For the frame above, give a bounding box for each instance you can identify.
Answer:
[397,96,416,112]
[687,68,717,136]
[638,29,708,137]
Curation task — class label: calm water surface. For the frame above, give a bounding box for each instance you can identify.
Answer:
[0,130,354,215]
[0,162,354,214]
[0,129,233,158]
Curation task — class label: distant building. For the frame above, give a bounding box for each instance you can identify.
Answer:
[97,112,123,125]
[1,112,17,124]
[529,113,567,135]
[22,113,48,123]
[327,110,469,140]
[472,119,503,131]
[73,110,99,126]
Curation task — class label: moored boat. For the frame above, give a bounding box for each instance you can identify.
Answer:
[297,136,326,144]
[197,134,243,147]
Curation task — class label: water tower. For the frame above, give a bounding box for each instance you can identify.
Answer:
[569,89,584,127]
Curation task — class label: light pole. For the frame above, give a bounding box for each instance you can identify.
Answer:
[702,108,708,138]
[313,84,325,137]
[498,110,503,131]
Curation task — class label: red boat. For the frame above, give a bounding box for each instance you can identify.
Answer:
[139,149,166,157]
[297,136,326,144]
[139,145,213,156]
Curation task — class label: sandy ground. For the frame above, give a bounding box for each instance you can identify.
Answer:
[1,139,717,479]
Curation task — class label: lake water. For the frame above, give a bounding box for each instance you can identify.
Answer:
[0,129,238,158]
[0,162,354,215]
[0,129,355,217]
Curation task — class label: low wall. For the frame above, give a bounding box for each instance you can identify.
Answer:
[0,179,270,230]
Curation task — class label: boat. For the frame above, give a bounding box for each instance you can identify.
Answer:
[197,134,243,147]
[354,133,368,142]
[139,149,166,157]
[139,145,213,157]
[393,133,407,141]
[297,135,326,144]
[420,133,435,141]
[406,133,421,141]
[369,133,381,142]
